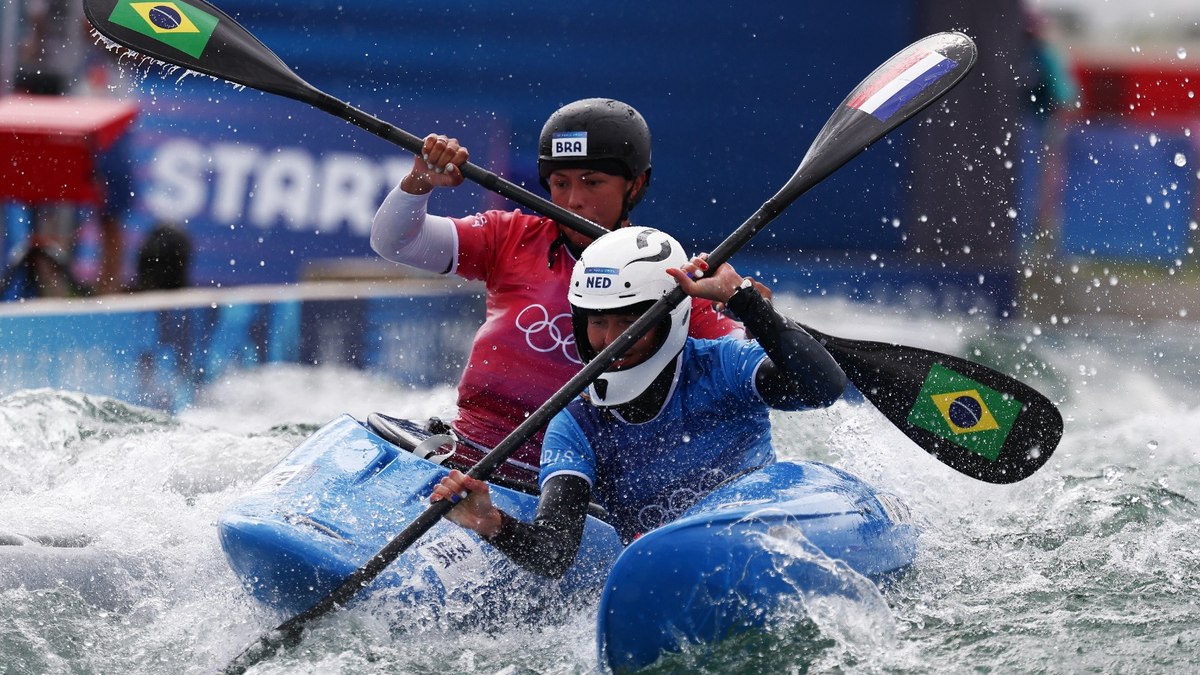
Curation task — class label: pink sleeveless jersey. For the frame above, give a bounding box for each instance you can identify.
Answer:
[448,209,742,481]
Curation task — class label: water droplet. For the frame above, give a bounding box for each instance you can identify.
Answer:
[1178,47,1188,60]
[1175,152,1187,167]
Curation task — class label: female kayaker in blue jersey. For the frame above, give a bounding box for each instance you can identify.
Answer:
[430,226,845,577]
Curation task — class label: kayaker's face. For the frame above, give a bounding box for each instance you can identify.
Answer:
[586,313,660,370]
[548,168,644,250]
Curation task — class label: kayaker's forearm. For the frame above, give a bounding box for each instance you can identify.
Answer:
[483,475,591,578]
[729,286,846,408]
[370,187,456,273]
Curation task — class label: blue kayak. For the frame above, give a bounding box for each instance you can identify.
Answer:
[219,413,917,667]
[218,413,624,622]
[597,460,917,672]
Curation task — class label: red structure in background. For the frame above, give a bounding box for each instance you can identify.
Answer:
[0,95,138,205]
[0,95,140,297]
[1073,59,1200,118]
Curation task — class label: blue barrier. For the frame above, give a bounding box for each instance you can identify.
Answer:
[0,281,482,411]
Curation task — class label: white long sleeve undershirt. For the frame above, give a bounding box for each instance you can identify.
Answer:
[370,185,458,274]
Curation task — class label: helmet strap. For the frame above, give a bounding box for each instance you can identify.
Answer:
[617,179,641,228]
[609,357,678,423]
[624,173,648,216]
[547,232,569,268]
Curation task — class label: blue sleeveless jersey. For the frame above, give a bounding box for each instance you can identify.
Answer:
[540,338,775,543]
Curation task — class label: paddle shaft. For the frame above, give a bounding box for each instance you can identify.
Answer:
[310,92,608,240]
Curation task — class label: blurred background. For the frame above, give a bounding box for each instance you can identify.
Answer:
[0,0,1197,406]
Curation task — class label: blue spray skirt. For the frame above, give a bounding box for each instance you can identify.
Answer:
[219,414,917,667]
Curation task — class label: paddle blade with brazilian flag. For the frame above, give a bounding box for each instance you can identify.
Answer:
[85,0,318,101]
[802,326,1063,484]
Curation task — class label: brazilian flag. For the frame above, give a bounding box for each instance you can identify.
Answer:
[108,1,218,59]
[906,364,1023,461]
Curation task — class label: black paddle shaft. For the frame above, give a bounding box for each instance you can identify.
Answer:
[225,37,980,673]
[309,92,608,239]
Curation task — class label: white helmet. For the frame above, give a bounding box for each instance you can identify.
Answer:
[569,227,691,406]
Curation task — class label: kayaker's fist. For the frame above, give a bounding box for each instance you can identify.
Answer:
[667,252,746,304]
[401,134,469,195]
[430,470,503,537]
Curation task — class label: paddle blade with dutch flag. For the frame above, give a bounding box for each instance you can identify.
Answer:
[778,32,977,206]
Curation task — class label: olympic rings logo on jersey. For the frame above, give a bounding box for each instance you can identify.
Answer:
[636,469,730,533]
[516,304,581,364]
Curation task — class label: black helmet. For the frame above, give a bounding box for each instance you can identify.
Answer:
[537,98,652,204]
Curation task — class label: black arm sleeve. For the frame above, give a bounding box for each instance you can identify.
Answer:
[482,474,592,579]
[726,285,847,409]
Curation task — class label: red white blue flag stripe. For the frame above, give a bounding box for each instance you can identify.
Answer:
[848,48,957,122]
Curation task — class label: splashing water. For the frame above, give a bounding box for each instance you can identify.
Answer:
[2,297,1199,673]
[90,30,247,91]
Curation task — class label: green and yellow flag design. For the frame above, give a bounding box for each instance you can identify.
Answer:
[906,363,1023,462]
[109,0,219,59]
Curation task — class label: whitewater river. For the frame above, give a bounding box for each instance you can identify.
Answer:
[1,295,1197,674]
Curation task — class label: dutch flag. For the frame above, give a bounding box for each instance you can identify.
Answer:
[848,49,958,122]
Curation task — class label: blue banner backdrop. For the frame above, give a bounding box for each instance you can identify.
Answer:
[122,83,508,286]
